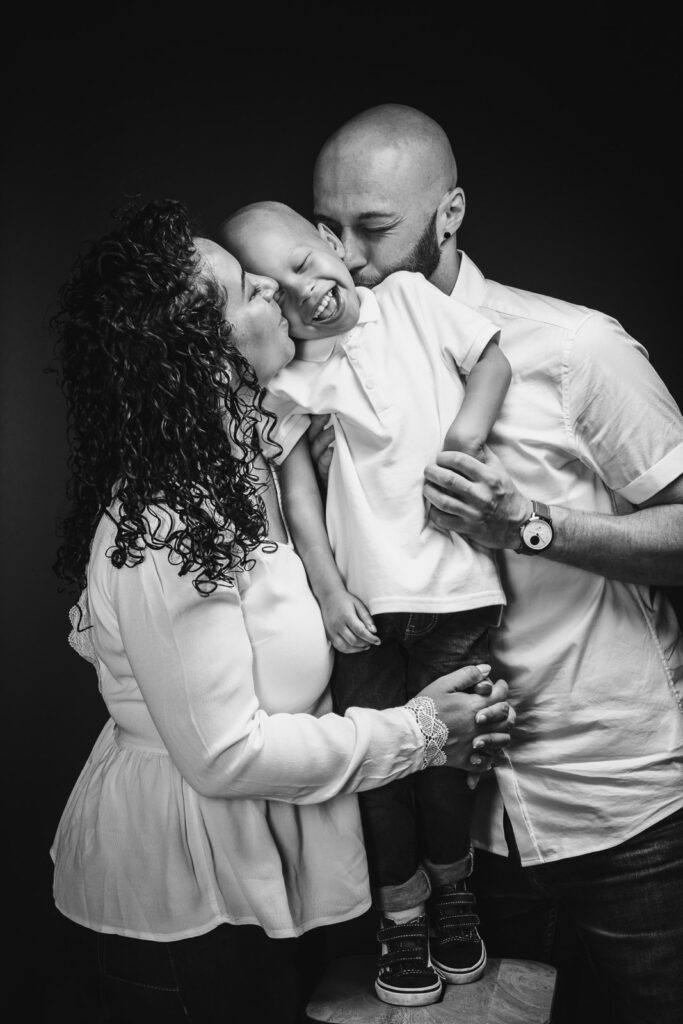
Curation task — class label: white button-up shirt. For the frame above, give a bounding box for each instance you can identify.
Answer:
[453,252,683,864]
[264,271,505,615]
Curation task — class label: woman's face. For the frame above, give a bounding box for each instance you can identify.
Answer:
[195,238,295,386]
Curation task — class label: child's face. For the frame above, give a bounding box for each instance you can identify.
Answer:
[232,215,361,342]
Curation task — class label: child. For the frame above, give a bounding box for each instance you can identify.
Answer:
[221,202,511,1007]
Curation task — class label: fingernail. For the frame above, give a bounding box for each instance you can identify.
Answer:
[475,712,486,725]
[473,739,485,750]
[470,756,482,766]
[475,663,491,676]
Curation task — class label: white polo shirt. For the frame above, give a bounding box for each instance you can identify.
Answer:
[263,270,505,615]
[452,252,683,864]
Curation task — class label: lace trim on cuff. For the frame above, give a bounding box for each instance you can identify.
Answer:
[68,588,97,667]
[404,695,448,769]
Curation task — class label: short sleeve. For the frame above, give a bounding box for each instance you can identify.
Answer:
[259,391,311,465]
[395,272,500,375]
[566,313,683,503]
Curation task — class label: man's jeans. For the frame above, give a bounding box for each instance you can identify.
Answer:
[489,804,683,1024]
[332,607,499,910]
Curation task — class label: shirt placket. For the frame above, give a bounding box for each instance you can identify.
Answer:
[342,325,391,417]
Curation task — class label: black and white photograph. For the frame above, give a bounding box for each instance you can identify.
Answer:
[3,5,682,1022]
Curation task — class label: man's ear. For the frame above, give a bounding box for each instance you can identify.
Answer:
[317,222,345,258]
[438,187,466,245]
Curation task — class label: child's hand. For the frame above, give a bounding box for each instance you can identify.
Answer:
[320,589,380,654]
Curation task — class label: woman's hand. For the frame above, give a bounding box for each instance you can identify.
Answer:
[417,665,514,773]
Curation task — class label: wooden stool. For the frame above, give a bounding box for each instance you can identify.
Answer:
[306,954,556,1023]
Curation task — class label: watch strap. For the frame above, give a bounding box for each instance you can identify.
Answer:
[531,500,551,521]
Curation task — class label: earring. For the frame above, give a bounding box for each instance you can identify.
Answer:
[442,231,451,241]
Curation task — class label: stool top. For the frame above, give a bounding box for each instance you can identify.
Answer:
[306,954,557,1023]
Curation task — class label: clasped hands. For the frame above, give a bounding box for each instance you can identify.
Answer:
[420,664,514,786]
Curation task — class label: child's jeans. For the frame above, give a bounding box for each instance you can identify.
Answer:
[332,606,501,914]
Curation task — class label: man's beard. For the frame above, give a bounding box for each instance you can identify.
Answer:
[352,210,441,288]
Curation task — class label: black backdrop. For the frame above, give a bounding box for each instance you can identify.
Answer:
[2,4,681,1012]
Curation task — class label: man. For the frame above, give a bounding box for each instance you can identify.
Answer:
[310,104,683,1024]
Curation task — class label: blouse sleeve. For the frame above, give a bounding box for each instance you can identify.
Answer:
[108,541,424,803]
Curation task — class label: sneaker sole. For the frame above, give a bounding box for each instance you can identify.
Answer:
[432,947,487,985]
[375,978,443,1006]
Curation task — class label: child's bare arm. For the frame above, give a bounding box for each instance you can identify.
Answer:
[279,436,379,653]
[443,339,511,457]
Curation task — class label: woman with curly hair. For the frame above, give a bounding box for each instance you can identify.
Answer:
[49,199,514,1023]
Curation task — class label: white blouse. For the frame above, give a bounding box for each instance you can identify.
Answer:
[51,507,425,940]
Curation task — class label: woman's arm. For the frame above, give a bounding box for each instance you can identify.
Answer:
[109,538,512,803]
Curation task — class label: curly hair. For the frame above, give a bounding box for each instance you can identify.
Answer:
[52,199,278,595]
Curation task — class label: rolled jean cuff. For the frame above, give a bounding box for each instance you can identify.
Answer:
[374,867,432,913]
[423,848,473,887]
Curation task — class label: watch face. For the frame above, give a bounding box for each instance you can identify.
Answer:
[521,519,553,551]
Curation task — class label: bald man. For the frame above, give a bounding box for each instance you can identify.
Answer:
[310,105,683,1024]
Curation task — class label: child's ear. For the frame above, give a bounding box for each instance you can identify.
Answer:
[317,222,345,258]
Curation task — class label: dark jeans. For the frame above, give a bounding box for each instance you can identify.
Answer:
[517,804,683,1024]
[332,607,499,902]
[471,839,588,1024]
[43,914,324,1024]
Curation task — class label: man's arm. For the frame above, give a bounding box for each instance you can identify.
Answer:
[423,449,683,585]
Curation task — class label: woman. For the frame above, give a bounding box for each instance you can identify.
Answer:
[49,199,513,1023]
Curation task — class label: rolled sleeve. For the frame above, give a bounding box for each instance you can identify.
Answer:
[566,313,683,502]
[620,442,683,504]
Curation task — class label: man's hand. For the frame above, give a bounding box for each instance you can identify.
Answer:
[307,414,335,489]
[320,588,380,654]
[424,447,531,550]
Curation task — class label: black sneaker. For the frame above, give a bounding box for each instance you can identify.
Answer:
[374,914,443,1006]
[428,882,487,984]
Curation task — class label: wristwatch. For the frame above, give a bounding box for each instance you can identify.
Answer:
[517,500,554,554]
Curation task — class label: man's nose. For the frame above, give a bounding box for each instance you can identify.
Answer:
[340,230,366,272]
[248,274,279,301]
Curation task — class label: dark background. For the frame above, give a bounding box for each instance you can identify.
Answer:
[2,3,681,1013]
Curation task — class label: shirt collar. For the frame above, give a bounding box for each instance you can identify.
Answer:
[293,286,380,363]
[451,250,488,308]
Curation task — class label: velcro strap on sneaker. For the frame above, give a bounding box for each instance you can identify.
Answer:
[437,892,476,905]
[379,948,427,968]
[377,923,425,944]
[438,914,480,930]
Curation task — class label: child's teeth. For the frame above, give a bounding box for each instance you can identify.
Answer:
[313,288,336,321]
[314,291,331,319]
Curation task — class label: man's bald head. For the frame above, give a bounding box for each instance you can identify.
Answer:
[315,104,457,197]
[313,104,464,292]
